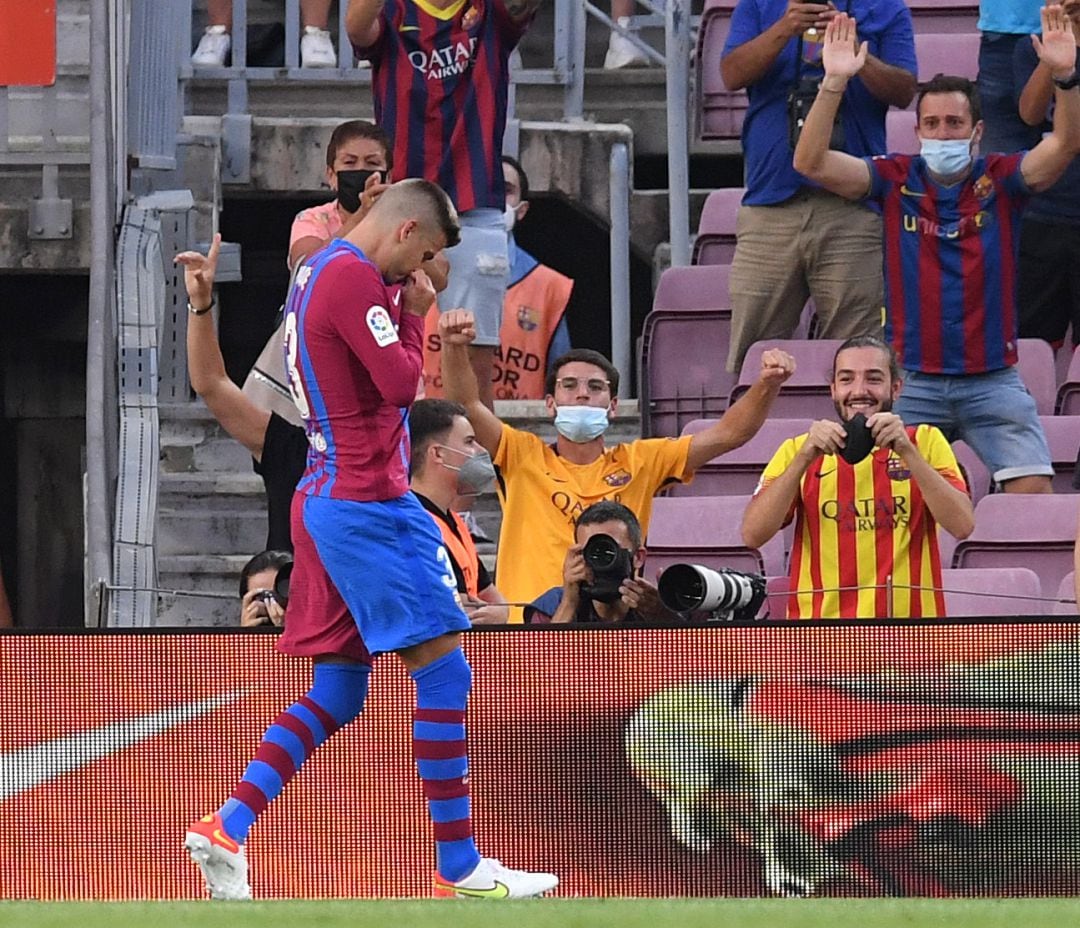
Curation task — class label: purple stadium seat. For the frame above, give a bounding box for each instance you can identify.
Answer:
[939,567,1044,616]
[1017,338,1057,416]
[653,264,731,312]
[764,575,791,619]
[692,187,744,266]
[914,32,980,83]
[1057,348,1080,415]
[951,439,990,506]
[642,265,740,436]
[695,0,744,142]
[645,494,786,582]
[640,311,735,438]
[906,0,980,35]
[729,339,841,420]
[1056,572,1078,615]
[1038,415,1080,493]
[951,493,1080,599]
[669,417,812,497]
[1057,340,1077,391]
[886,109,918,154]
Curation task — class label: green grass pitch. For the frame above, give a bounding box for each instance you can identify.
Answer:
[4,899,1080,928]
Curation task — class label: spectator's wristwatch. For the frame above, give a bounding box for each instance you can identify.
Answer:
[188,299,214,316]
[1053,70,1080,91]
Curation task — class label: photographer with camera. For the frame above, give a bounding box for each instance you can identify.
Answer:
[742,337,974,618]
[524,502,681,625]
[719,0,916,374]
[238,549,293,628]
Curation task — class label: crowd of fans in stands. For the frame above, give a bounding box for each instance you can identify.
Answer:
[174,0,1080,626]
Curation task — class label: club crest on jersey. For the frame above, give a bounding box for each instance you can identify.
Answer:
[973,174,993,200]
[886,453,910,482]
[366,305,399,347]
[408,37,478,80]
[516,305,540,331]
[604,469,632,488]
[461,5,480,29]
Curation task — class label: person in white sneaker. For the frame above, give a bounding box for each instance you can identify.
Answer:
[604,0,650,69]
[191,0,338,68]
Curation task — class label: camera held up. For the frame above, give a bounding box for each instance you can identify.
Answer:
[657,564,767,622]
[579,533,635,604]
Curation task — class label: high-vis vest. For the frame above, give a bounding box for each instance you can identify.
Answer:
[430,507,481,598]
[423,245,572,400]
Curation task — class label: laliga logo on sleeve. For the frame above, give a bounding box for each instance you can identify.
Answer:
[366,305,400,347]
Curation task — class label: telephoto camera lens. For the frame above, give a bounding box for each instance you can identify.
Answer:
[657,564,766,620]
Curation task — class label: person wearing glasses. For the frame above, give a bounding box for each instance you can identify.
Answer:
[438,311,797,621]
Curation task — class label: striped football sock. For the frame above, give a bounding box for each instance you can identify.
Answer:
[217,661,370,843]
[412,647,481,882]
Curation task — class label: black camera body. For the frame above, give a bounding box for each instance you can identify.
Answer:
[580,533,635,604]
[787,78,846,151]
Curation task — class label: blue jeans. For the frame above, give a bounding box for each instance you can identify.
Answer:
[895,367,1052,484]
[977,32,1043,155]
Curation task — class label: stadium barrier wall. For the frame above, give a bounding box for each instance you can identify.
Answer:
[2,622,1080,899]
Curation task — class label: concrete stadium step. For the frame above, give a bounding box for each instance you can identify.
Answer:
[158,553,251,628]
[157,508,268,556]
[160,402,259,474]
[158,470,267,510]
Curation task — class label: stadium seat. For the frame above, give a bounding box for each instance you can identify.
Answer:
[764,575,790,619]
[692,187,744,266]
[1056,572,1078,614]
[913,32,980,83]
[939,567,1044,616]
[645,494,786,582]
[695,0,744,142]
[1057,347,1080,415]
[1056,339,1076,391]
[951,439,990,506]
[1017,338,1057,416]
[905,0,980,36]
[640,316,735,439]
[951,493,1080,599]
[729,339,841,420]
[669,417,812,497]
[652,263,731,312]
[1038,415,1080,493]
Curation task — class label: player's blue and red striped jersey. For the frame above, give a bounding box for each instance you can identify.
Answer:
[282,239,423,502]
[356,0,530,214]
[865,152,1028,375]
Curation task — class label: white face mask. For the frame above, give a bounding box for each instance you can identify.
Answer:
[554,404,611,443]
[920,132,975,178]
[503,204,518,233]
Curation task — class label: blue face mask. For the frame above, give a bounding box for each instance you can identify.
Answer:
[554,405,610,443]
[920,134,974,178]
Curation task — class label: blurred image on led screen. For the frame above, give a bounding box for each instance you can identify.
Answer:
[2,622,1079,899]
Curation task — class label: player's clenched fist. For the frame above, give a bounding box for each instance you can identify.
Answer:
[438,309,477,345]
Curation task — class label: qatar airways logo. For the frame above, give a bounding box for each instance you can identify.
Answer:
[408,37,477,80]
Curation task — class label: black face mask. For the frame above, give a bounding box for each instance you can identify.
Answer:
[838,412,875,465]
[335,169,386,214]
